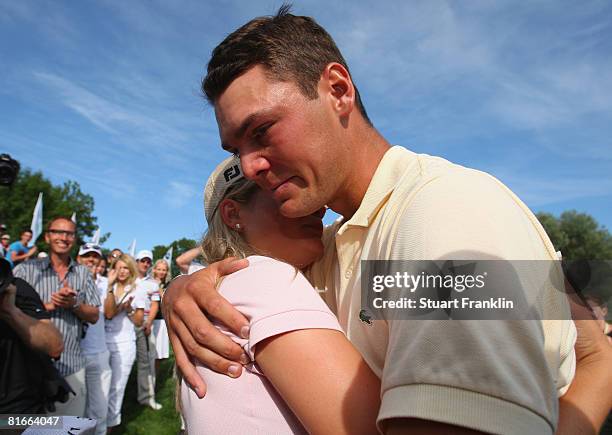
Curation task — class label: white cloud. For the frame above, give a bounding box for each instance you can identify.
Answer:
[163,181,199,208]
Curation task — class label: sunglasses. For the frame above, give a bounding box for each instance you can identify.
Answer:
[138,258,152,264]
[48,229,76,238]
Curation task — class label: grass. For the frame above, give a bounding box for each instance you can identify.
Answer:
[115,353,182,435]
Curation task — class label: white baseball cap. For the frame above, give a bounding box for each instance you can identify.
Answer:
[78,243,102,257]
[204,155,247,223]
[135,249,153,261]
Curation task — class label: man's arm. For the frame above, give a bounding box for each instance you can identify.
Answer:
[176,247,203,274]
[72,303,99,323]
[0,283,64,359]
[145,300,159,336]
[162,257,250,397]
[10,246,37,263]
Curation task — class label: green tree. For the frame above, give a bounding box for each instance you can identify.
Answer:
[0,168,105,255]
[536,210,612,260]
[152,237,198,278]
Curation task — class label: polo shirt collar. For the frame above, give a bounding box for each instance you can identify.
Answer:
[340,146,417,231]
[41,255,76,271]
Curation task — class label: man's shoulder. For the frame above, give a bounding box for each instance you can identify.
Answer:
[8,241,23,250]
[13,258,45,273]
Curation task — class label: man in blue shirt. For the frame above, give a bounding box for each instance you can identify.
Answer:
[7,229,37,268]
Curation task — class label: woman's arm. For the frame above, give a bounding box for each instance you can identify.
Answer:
[256,328,381,435]
[556,315,612,434]
[104,288,118,319]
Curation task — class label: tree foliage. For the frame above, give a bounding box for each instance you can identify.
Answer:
[537,210,612,260]
[0,168,105,255]
[152,237,198,278]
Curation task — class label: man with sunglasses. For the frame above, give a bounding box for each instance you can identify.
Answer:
[13,217,101,417]
[134,249,162,410]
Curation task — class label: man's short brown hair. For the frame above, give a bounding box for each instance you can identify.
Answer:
[202,4,371,124]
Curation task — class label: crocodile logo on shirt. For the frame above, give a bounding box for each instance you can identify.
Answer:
[359,309,373,325]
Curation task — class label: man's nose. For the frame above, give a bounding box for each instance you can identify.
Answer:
[240,153,270,182]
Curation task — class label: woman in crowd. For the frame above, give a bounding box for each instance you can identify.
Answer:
[151,259,171,370]
[104,254,146,431]
[96,257,107,277]
[180,157,380,434]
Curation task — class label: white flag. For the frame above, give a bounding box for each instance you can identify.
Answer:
[128,239,136,257]
[163,246,173,276]
[71,212,77,223]
[30,193,43,247]
[91,228,101,245]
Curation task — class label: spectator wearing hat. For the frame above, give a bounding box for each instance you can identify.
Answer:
[0,234,10,259]
[78,243,112,435]
[134,249,162,410]
[7,229,37,268]
[13,217,100,417]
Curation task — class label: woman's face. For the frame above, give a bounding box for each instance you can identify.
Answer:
[96,259,107,276]
[154,262,169,281]
[116,260,131,283]
[237,189,325,268]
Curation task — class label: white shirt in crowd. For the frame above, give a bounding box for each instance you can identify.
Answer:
[104,284,147,344]
[135,276,161,319]
[81,275,109,356]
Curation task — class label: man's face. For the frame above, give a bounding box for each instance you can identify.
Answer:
[80,252,101,273]
[1,237,9,247]
[20,231,32,245]
[137,257,151,276]
[44,219,75,256]
[215,65,345,218]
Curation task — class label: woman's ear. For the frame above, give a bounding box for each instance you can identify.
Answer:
[219,198,243,231]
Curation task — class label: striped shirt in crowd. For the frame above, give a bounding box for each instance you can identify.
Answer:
[13,258,101,376]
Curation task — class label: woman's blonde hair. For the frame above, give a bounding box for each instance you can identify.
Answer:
[152,259,171,285]
[110,253,138,288]
[201,178,260,264]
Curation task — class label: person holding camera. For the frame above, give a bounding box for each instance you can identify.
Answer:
[0,258,65,414]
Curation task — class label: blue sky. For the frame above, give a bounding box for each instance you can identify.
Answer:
[1,0,611,253]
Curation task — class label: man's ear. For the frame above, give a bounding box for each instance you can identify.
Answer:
[320,62,355,118]
[219,199,243,229]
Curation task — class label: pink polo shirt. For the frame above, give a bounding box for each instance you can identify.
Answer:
[180,256,343,434]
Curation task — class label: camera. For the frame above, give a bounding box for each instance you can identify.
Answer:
[0,154,20,187]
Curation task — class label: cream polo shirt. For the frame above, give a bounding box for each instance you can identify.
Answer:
[308,146,576,435]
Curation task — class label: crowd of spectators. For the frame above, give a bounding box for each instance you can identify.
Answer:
[0,218,176,434]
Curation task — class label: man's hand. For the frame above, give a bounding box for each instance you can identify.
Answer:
[163,257,250,398]
[144,322,153,336]
[27,246,38,258]
[50,286,77,309]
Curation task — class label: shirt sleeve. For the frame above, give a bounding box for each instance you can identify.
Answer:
[14,278,51,320]
[219,257,343,361]
[131,285,148,310]
[377,171,572,435]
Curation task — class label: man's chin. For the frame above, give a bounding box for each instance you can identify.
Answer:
[279,199,319,219]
